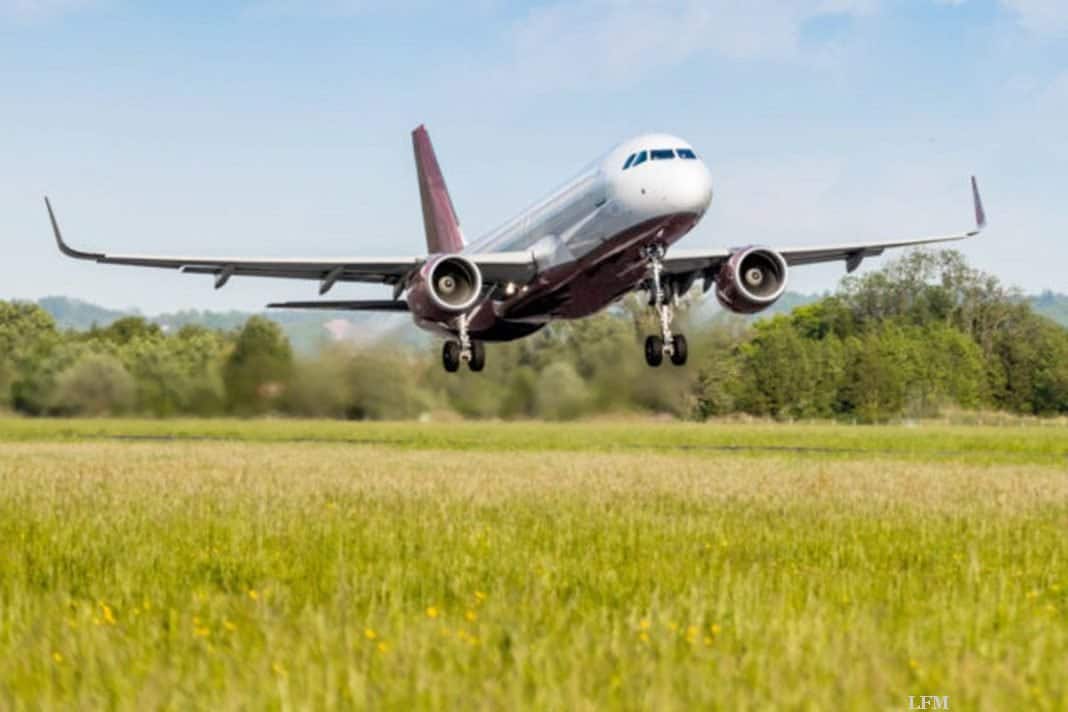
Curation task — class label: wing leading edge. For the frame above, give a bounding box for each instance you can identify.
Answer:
[44,198,536,294]
[662,176,986,278]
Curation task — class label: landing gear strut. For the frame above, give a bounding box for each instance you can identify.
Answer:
[642,245,688,367]
[442,313,486,373]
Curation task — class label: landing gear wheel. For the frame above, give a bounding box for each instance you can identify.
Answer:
[670,334,688,366]
[645,335,664,367]
[468,341,486,372]
[443,341,461,373]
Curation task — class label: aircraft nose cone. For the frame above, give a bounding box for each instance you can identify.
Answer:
[684,163,714,215]
[662,162,713,216]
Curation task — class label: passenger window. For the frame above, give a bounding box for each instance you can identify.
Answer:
[677,148,697,159]
[631,151,648,167]
[651,149,675,160]
[623,154,636,170]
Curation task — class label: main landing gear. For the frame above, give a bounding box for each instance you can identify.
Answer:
[442,313,486,373]
[642,245,688,368]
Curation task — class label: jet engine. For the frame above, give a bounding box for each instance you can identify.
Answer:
[715,247,788,314]
[406,255,484,320]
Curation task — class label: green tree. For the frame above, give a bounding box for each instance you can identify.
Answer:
[50,353,136,415]
[0,302,60,410]
[88,317,163,345]
[223,317,293,415]
[534,362,591,420]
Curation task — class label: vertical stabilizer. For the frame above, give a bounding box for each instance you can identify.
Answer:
[412,125,464,254]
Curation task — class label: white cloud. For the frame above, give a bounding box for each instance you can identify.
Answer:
[503,0,879,91]
[0,0,95,20]
[1000,0,1068,36]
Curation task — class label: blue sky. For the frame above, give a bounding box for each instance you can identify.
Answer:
[1,0,1065,313]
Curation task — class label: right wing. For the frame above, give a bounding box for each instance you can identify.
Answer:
[45,198,537,294]
[662,176,986,286]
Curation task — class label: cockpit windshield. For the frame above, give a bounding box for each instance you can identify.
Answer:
[623,147,697,170]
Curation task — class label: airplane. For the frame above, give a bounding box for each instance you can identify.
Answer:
[45,126,986,372]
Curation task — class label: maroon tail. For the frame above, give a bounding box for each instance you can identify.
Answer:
[412,125,464,254]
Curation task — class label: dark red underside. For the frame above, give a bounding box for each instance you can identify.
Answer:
[468,212,699,342]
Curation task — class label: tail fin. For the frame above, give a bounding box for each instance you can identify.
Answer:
[412,125,464,254]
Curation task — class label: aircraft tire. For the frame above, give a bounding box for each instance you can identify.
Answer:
[443,341,462,372]
[469,341,486,372]
[670,334,688,366]
[644,336,664,367]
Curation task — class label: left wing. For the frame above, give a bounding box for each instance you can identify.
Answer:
[45,198,537,294]
[662,176,986,283]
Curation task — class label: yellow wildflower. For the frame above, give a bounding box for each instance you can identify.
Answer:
[248,589,259,601]
[223,620,237,632]
[52,652,63,664]
[426,606,440,619]
[364,628,377,640]
[639,619,651,630]
[475,591,487,602]
[377,642,390,654]
[465,610,478,622]
[272,661,286,676]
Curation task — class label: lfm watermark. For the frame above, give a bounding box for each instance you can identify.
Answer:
[909,696,949,710]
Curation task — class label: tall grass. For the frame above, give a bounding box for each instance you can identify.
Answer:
[0,423,1065,709]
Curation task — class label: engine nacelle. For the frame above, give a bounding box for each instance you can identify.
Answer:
[715,247,788,314]
[406,255,484,321]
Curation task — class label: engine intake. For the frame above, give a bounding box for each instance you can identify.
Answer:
[428,255,482,311]
[715,247,788,314]
[406,255,484,322]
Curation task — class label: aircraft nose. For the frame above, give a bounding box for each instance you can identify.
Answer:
[682,163,714,215]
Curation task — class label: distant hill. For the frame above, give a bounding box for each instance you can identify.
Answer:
[38,296,132,331]
[35,296,417,354]
[1031,291,1068,327]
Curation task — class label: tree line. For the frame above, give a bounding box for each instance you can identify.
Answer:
[2,250,1066,421]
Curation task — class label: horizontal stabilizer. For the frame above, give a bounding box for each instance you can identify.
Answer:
[267,300,410,312]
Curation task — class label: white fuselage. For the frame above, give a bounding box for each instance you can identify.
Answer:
[451,134,713,338]
[466,133,713,268]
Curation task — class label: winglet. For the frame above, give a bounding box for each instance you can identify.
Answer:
[44,197,103,261]
[971,176,986,234]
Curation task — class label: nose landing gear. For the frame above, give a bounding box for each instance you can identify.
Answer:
[642,245,688,368]
[442,313,486,373]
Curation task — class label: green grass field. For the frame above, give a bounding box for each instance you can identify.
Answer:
[0,419,1065,710]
